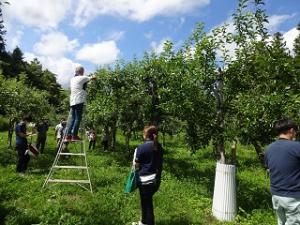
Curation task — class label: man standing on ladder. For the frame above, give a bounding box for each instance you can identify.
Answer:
[65,66,96,142]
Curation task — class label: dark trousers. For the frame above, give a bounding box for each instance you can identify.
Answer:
[89,140,96,150]
[102,140,108,150]
[16,145,30,173]
[67,103,84,136]
[139,184,158,225]
[36,135,46,153]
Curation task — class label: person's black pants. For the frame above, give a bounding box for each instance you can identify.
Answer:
[139,183,158,225]
[102,140,108,150]
[36,135,46,153]
[89,140,96,150]
[16,145,30,173]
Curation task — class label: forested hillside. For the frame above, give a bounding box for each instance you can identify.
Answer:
[0,1,67,145]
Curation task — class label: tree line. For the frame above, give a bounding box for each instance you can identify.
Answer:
[1,0,300,165]
[86,0,300,165]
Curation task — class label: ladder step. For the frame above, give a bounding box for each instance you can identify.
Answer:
[53,166,87,169]
[48,179,90,184]
[59,153,85,156]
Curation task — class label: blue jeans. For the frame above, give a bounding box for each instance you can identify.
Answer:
[67,103,84,136]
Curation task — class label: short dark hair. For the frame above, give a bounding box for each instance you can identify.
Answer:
[273,118,298,135]
[22,114,32,122]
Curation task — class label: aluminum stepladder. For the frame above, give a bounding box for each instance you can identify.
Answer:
[42,108,93,193]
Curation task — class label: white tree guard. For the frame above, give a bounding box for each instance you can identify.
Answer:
[212,162,237,221]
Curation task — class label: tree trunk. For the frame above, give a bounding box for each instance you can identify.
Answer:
[218,140,226,164]
[214,69,226,164]
[230,139,238,165]
[124,130,131,151]
[8,118,14,148]
[252,141,266,168]
[110,123,117,151]
[149,80,160,126]
[162,131,166,146]
[133,130,138,140]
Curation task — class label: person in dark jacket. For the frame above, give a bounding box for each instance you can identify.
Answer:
[15,114,32,173]
[265,118,300,225]
[132,125,164,225]
[35,118,49,153]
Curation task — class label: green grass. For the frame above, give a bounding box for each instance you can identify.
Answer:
[0,129,276,225]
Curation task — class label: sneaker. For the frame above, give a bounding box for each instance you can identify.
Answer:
[64,135,72,142]
[72,135,82,141]
[17,173,25,177]
[132,222,146,225]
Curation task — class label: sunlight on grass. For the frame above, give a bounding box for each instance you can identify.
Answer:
[0,130,276,225]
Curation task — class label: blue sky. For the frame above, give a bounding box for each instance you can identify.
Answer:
[3,0,300,87]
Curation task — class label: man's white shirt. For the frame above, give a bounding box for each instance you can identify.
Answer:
[70,76,91,106]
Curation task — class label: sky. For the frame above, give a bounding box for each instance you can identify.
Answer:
[2,0,300,88]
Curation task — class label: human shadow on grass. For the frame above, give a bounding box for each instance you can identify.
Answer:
[0,204,11,225]
[238,156,263,170]
[91,142,137,168]
[0,147,16,166]
[163,156,216,195]
[237,177,272,213]
[0,144,57,170]
[97,141,181,170]
[92,175,122,189]
[157,217,192,225]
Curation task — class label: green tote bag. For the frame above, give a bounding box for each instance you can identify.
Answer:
[124,169,137,193]
[124,148,138,193]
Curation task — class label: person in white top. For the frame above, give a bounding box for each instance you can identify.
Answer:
[65,66,96,141]
[55,118,66,149]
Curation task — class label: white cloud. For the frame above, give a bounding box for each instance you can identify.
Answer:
[24,52,80,88]
[105,31,125,41]
[73,0,210,27]
[33,32,79,57]
[211,14,297,60]
[3,0,71,29]
[267,14,296,33]
[210,18,237,60]
[151,38,170,54]
[7,30,24,50]
[40,57,81,87]
[212,21,299,59]
[24,52,37,62]
[76,41,120,65]
[176,17,186,30]
[144,31,154,40]
[283,27,299,55]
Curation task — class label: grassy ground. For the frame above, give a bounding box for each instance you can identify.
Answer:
[0,129,276,225]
